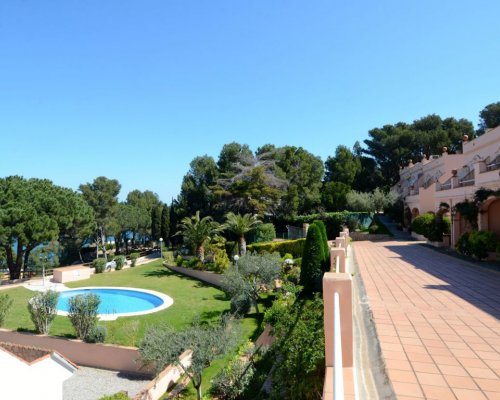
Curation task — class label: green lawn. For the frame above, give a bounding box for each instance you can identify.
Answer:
[2,260,266,399]
[3,261,259,346]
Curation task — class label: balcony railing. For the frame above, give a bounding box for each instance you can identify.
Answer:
[458,179,475,187]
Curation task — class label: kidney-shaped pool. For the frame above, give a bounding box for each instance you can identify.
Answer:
[57,287,173,320]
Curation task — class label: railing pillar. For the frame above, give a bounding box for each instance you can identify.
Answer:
[323,273,353,368]
[330,248,345,273]
[335,237,346,251]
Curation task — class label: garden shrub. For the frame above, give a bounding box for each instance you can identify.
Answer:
[299,224,324,294]
[411,213,435,236]
[113,255,126,271]
[68,293,100,341]
[288,211,373,238]
[270,296,325,399]
[346,215,360,231]
[213,247,230,273]
[411,213,450,241]
[230,293,252,316]
[456,232,472,257]
[93,258,106,273]
[225,241,238,258]
[210,357,255,400]
[368,224,379,234]
[129,252,140,267]
[85,325,107,343]
[99,393,130,400]
[0,294,13,327]
[247,238,305,258]
[248,223,276,244]
[468,231,498,260]
[28,290,59,334]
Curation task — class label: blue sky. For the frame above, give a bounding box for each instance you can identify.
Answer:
[1,0,499,202]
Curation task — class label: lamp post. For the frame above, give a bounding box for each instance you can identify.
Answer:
[159,237,163,260]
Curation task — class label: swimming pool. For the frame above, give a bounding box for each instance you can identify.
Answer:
[57,287,173,320]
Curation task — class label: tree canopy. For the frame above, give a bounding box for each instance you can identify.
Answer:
[0,176,95,279]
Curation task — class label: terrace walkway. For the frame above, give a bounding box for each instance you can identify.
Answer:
[353,240,500,400]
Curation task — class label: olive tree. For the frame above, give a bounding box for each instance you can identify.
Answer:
[221,252,281,315]
[139,317,238,400]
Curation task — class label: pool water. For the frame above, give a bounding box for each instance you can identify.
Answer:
[57,288,164,315]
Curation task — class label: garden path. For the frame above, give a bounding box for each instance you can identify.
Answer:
[353,240,500,400]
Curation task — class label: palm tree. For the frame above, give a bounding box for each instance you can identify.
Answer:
[176,211,220,261]
[224,212,262,256]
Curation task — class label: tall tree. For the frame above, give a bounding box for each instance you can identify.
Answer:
[324,145,361,186]
[217,142,253,177]
[321,181,350,211]
[151,204,163,241]
[223,212,262,256]
[79,177,121,260]
[160,204,170,244]
[299,223,324,294]
[275,146,324,216]
[478,101,500,134]
[178,156,218,217]
[0,176,94,279]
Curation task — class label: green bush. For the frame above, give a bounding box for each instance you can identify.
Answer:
[247,238,305,258]
[68,293,101,341]
[99,393,130,400]
[230,294,252,316]
[469,231,498,260]
[93,258,106,273]
[411,213,435,236]
[85,325,107,343]
[210,357,255,400]
[28,290,59,334]
[456,232,472,257]
[248,223,276,244]
[113,255,126,271]
[0,294,13,327]
[411,213,450,241]
[299,224,324,294]
[129,252,140,267]
[289,211,372,238]
[213,247,230,273]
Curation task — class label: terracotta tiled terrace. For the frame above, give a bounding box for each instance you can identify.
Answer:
[353,240,500,400]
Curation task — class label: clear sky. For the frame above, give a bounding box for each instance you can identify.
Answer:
[1,0,499,202]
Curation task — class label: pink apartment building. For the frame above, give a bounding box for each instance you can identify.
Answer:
[394,124,500,246]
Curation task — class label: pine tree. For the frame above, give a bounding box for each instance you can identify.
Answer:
[300,224,324,294]
[160,204,170,244]
[151,205,163,241]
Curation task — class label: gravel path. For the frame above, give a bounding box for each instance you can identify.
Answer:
[63,367,150,400]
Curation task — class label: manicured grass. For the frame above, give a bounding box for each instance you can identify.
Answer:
[2,260,234,346]
[2,260,267,399]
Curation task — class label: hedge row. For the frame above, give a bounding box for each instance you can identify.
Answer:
[289,212,373,239]
[411,213,450,242]
[247,239,305,258]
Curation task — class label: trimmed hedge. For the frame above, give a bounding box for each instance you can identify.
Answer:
[288,212,373,239]
[411,213,450,242]
[246,238,305,258]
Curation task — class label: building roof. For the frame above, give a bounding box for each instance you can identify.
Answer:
[0,341,76,370]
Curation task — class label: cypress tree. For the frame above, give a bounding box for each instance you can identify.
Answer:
[313,220,330,267]
[300,224,324,294]
[161,204,170,244]
[151,205,163,241]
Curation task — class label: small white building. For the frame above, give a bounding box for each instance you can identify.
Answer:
[0,342,77,400]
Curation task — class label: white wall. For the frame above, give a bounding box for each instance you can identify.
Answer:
[0,350,75,400]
